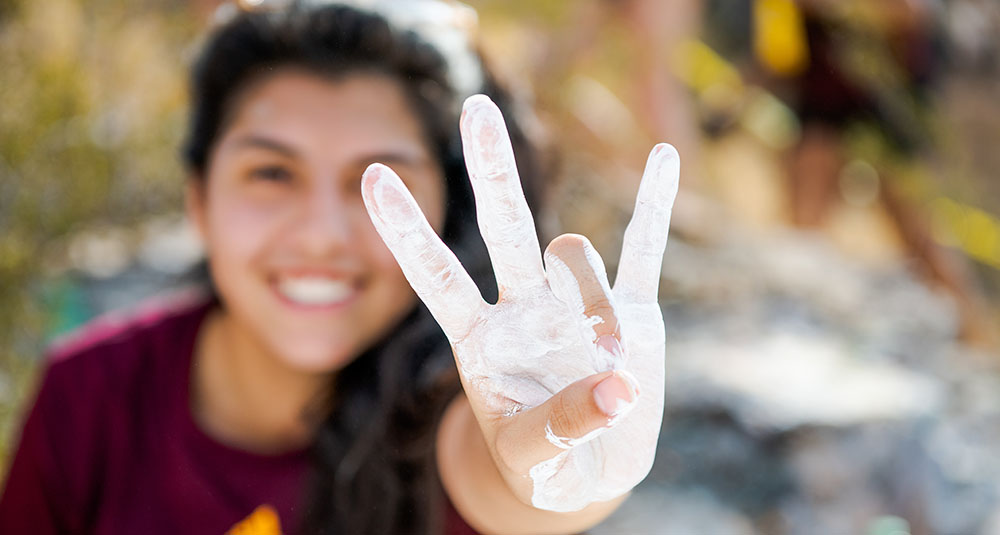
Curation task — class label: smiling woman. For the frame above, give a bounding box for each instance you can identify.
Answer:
[141,4,552,532]
[189,71,447,373]
[0,2,677,535]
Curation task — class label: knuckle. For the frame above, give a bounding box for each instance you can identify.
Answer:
[584,301,617,328]
[545,233,588,259]
[549,394,594,440]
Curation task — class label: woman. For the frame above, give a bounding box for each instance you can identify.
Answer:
[0,2,679,534]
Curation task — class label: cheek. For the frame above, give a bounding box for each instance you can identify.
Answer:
[204,195,286,278]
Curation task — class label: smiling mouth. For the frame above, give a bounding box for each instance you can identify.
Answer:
[273,276,357,308]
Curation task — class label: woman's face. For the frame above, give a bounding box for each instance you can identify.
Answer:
[188,71,446,372]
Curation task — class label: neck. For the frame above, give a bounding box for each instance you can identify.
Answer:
[192,308,332,455]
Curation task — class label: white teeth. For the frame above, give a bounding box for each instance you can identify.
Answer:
[277,277,352,306]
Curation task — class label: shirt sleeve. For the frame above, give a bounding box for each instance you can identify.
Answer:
[0,362,77,534]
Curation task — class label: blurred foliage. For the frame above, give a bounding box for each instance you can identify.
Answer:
[0,0,197,465]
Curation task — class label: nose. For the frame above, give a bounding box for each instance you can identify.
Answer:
[291,185,354,258]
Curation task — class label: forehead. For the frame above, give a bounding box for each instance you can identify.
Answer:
[221,70,430,157]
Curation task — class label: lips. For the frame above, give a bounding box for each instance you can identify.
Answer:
[274,275,355,307]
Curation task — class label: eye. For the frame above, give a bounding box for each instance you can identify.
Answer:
[250,165,292,183]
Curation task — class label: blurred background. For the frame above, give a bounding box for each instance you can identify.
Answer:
[1,0,999,533]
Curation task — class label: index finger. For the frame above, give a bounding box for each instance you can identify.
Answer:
[362,163,486,342]
[613,144,680,304]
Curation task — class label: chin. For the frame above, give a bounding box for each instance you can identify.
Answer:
[277,338,360,374]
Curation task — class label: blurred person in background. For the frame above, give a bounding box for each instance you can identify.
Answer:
[0,1,679,534]
[755,0,996,344]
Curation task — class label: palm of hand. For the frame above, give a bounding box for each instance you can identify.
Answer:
[362,95,678,512]
[457,293,666,512]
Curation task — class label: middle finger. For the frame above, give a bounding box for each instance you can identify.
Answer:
[461,95,546,296]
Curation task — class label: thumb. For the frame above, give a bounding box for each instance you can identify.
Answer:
[494,369,641,474]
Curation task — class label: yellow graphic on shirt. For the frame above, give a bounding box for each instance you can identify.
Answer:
[227,504,283,535]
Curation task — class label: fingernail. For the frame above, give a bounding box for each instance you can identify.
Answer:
[595,334,624,365]
[618,369,641,399]
[593,371,637,420]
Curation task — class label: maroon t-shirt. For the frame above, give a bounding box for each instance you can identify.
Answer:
[0,292,476,534]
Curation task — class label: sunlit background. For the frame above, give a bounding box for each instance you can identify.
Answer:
[1,0,999,533]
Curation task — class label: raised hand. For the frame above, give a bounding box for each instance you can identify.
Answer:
[361,95,679,512]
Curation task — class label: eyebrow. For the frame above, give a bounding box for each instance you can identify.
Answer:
[231,135,300,158]
[229,134,429,168]
[357,152,426,168]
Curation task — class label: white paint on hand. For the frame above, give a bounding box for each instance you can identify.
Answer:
[544,421,609,450]
[461,95,547,295]
[363,95,679,513]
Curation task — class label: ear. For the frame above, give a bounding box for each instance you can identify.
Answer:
[185,175,208,244]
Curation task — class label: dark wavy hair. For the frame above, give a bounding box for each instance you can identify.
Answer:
[182,3,544,534]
